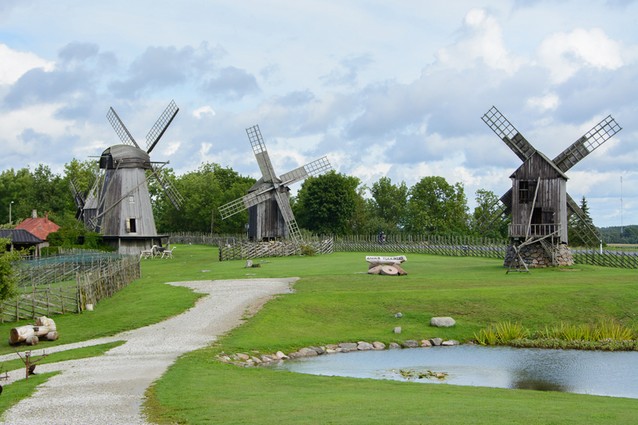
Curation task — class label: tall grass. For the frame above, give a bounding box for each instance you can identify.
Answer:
[476,319,635,347]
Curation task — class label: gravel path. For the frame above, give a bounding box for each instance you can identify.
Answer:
[0,278,295,425]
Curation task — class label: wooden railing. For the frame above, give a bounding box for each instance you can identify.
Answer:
[509,224,561,238]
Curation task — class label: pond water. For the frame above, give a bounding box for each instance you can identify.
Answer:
[271,345,638,399]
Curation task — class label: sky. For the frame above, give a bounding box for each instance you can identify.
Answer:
[1,0,637,228]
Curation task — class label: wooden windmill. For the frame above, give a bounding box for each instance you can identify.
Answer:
[481,106,622,270]
[219,125,332,243]
[80,100,184,255]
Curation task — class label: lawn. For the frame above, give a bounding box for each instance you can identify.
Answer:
[143,247,638,424]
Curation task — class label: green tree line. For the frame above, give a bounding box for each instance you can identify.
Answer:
[1,159,608,242]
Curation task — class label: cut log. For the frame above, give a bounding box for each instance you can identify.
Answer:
[45,331,59,341]
[9,325,56,345]
[380,265,399,276]
[367,265,383,275]
[25,335,39,346]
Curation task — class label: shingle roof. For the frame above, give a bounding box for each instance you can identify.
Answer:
[15,216,60,240]
[0,229,43,244]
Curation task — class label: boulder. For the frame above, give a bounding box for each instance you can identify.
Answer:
[402,340,419,348]
[388,342,401,349]
[372,341,386,350]
[441,340,459,346]
[430,317,456,327]
[430,337,443,346]
[393,326,402,334]
[338,342,358,352]
[357,341,374,351]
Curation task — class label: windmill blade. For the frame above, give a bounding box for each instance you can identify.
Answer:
[107,107,140,148]
[482,106,536,162]
[499,188,513,216]
[69,180,86,209]
[246,125,279,183]
[566,194,601,246]
[272,189,303,243]
[146,100,179,154]
[552,115,622,173]
[219,187,274,220]
[279,156,332,185]
[149,164,184,210]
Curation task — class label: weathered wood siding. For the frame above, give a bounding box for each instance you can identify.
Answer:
[248,195,288,241]
[510,152,568,242]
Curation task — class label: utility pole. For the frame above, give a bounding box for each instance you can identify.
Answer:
[9,200,14,225]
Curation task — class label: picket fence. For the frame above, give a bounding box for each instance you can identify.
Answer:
[1,252,140,322]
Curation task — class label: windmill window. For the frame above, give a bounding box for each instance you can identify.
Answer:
[126,218,137,233]
[518,180,535,203]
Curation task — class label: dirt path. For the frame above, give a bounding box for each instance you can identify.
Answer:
[0,278,295,425]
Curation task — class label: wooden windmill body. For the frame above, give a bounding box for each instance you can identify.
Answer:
[74,101,183,255]
[482,106,622,270]
[219,125,332,243]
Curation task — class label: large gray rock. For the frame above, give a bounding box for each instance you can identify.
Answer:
[430,317,456,327]
[339,342,358,352]
[402,340,419,348]
[357,341,374,351]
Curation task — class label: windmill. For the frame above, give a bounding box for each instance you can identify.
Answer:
[219,125,332,243]
[481,106,622,269]
[79,100,184,255]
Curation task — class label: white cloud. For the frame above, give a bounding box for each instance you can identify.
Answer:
[193,106,216,119]
[0,43,53,85]
[537,28,623,84]
[435,8,524,75]
[526,92,560,112]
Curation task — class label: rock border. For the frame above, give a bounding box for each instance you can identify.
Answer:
[218,338,461,367]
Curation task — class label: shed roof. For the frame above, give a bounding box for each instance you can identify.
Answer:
[15,215,60,240]
[0,229,43,244]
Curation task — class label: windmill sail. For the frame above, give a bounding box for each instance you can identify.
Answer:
[279,156,332,185]
[146,100,179,154]
[552,115,622,173]
[107,107,140,148]
[481,106,536,161]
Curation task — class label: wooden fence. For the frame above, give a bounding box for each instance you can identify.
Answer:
[1,253,140,322]
[572,250,638,269]
[170,232,638,269]
[219,238,334,261]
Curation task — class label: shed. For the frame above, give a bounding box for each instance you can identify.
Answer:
[0,229,44,255]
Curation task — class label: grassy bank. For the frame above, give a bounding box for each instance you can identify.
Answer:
[145,247,638,424]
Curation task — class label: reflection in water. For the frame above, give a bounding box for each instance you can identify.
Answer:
[271,345,638,398]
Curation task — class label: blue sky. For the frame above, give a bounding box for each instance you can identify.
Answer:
[1,0,636,227]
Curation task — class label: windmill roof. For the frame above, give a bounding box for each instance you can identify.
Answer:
[15,215,60,240]
[510,151,568,180]
[100,145,151,169]
[0,229,43,244]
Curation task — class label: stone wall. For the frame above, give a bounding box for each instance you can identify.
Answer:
[504,242,574,268]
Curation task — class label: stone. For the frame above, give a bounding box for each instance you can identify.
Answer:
[357,341,374,351]
[275,351,288,360]
[430,337,443,346]
[393,326,402,334]
[441,340,459,346]
[297,347,319,357]
[339,342,358,352]
[394,312,403,318]
[430,317,456,327]
[402,340,419,348]
[236,353,250,361]
[421,339,432,347]
[372,341,386,350]
[388,342,401,349]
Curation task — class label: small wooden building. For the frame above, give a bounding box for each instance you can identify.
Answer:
[247,183,290,241]
[507,151,569,244]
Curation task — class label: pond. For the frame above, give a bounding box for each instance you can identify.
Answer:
[271,345,638,399]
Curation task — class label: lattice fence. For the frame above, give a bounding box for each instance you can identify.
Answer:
[2,253,140,322]
[219,238,334,261]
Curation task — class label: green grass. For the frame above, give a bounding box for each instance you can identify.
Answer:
[143,247,638,424]
[0,341,125,373]
[146,352,637,425]
[3,245,637,423]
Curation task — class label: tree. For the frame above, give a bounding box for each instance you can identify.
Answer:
[152,163,255,233]
[568,196,597,247]
[404,176,469,235]
[470,189,508,239]
[294,171,361,235]
[0,238,18,301]
[369,177,408,233]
